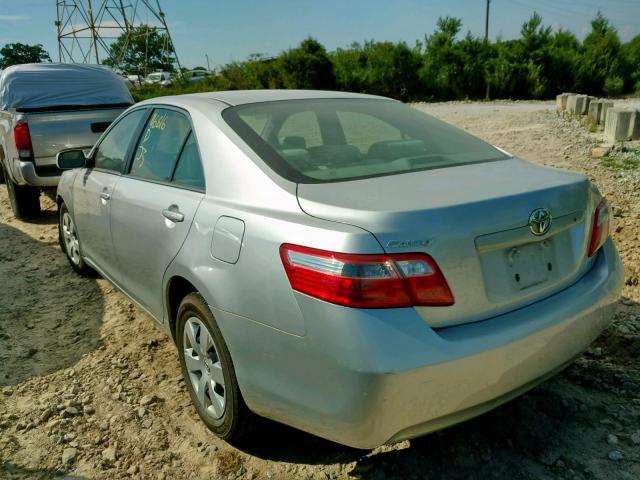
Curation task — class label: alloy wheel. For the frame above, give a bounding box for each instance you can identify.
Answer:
[61,212,81,265]
[183,317,226,419]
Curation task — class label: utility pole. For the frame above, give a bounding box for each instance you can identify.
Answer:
[205,54,211,72]
[484,0,491,42]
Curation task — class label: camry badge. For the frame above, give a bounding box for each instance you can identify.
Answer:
[529,208,552,236]
[386,238,432,249]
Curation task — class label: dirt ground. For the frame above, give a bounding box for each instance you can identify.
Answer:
[1,100,639,480]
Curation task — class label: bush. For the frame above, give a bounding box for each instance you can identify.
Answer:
[603,76,624,97]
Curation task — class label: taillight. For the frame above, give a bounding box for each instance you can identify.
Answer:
[14,123,34,160]
[279,244,454,308]
[587,198,610,257]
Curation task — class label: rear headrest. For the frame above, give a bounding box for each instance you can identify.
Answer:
[368,140,427,160]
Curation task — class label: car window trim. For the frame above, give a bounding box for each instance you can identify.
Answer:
[89,106,151,175]
[168,130,207,192]
[122,104,206,193]
[169,129,194,181]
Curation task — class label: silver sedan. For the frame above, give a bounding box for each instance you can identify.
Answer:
[55,90,623,449]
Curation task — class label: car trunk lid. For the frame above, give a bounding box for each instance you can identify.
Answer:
[297,158,593,328]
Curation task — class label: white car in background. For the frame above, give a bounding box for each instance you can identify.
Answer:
[184,69,209,83]
[145,71,175,87]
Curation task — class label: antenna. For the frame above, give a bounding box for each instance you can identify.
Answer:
[55,0,181,73]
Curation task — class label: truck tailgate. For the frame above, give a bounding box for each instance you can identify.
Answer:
[26,107,126,169]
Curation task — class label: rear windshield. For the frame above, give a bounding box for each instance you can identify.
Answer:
[222,98,509,183]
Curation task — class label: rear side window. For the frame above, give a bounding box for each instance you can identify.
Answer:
[130,109,191,182]
[94,109,147,172]
[172,132,205,190]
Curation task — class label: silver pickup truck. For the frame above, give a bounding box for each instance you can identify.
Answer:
[0,63,133,219]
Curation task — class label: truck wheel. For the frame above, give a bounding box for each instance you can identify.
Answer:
[5,176,41,219]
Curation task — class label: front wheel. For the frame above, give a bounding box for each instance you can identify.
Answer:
[177,293,252,442]
[58,202,90,275]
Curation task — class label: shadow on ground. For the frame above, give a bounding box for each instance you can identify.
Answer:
[0,221,104,386]
[1,462,85,479]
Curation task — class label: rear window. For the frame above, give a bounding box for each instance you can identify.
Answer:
[222,98,509,184]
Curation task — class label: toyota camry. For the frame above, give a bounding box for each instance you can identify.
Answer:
[55,90,623,449]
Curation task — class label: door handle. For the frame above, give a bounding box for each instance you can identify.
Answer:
[99,192,111,201]
[162,208,184,223]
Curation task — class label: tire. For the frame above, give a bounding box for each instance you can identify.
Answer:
[5,171,40,219]
[177,293,252,442]
[58,202,90,275]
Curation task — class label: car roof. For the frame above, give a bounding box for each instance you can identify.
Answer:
[140,89,389,108]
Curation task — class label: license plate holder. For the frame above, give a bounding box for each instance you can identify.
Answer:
[507,240,553,290]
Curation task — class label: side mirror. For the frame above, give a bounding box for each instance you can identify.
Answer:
[57,149,87,170]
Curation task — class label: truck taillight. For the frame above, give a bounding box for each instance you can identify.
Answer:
[587,198,610,257]
[279,244,454,308]
[14,123,33,160]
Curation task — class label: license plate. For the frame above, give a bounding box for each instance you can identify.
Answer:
[506,240,553,290]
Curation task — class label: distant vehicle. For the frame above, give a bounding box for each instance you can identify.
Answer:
[0,63,133,219]
[125,74,144,88]
[55,90,623,449]
[145,71,175,87]
[184,69,209,83]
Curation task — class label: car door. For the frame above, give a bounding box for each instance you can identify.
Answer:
[72,108,149,277]
[109,107,205,319]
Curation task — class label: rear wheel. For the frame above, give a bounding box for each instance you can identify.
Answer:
[177,293,252,443]
[5,172,40,219]
[59,202,90,275]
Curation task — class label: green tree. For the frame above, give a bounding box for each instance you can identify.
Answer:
[579,12,622,94]
[333,41,422,100]
[103,25,176,75]
[0,43,51,68]
[621,34,640,92]
[421,16,466,99]
[279,38,335,89]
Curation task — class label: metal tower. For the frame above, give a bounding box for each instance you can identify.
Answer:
[55,0,181,73]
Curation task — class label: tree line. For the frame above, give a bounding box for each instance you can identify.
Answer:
[133,12,639,102]
[2,12,639,103]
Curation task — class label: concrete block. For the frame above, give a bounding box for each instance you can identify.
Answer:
[630,110,640,140]
[600,101,614,125]
[582,96,595,115]
[587,100,602,124]
[577,95,590,115]
[605,108,634,142]
[566,94,579,114]
[556,93,570,112]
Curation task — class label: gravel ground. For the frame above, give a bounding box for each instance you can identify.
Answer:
[0,100,639,480]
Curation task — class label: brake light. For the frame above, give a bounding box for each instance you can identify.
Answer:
[14,123,33,160]
[587,198,610,257]
[279,244,454,308]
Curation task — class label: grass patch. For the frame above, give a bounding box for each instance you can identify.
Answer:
[601,147,640,170]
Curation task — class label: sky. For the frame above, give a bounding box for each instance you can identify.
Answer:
[0,0,639,69]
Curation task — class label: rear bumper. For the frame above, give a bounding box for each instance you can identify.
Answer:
[11,158,60,187]
[214,238,623,449]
